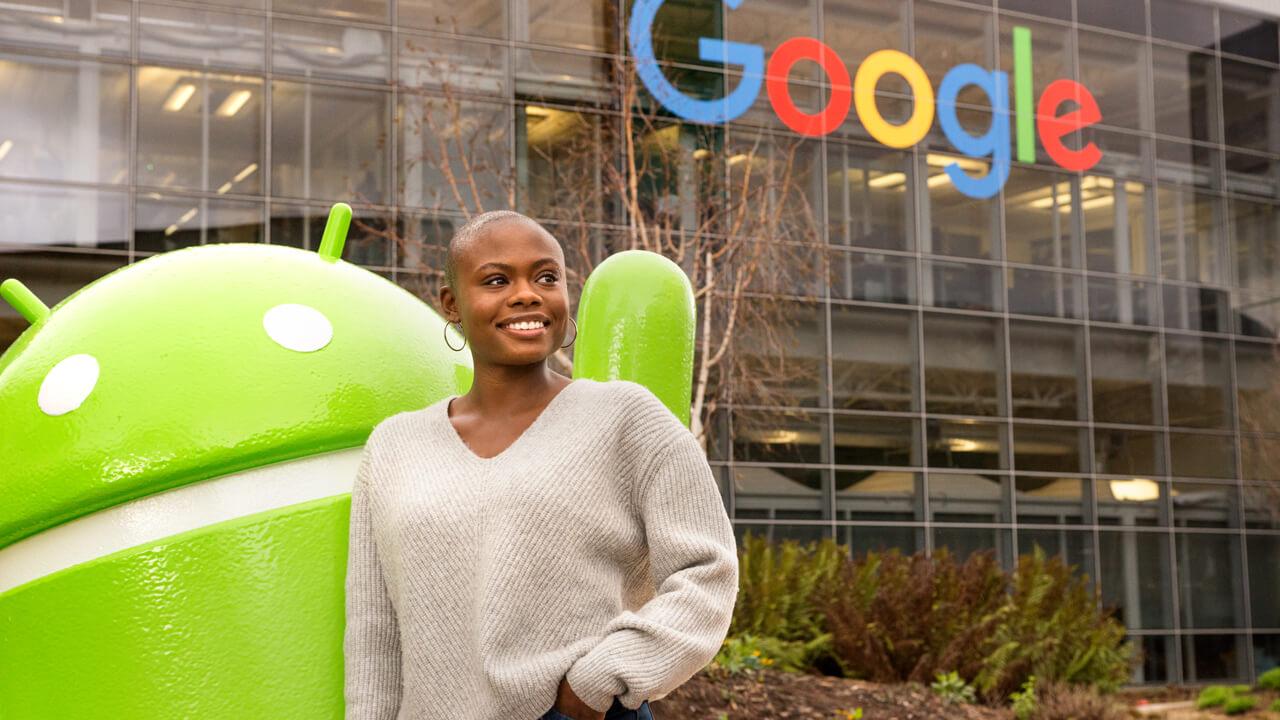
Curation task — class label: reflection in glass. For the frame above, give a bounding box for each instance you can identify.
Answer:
[1219,10,1279,63]
[1150,0,1216,48]
[923,260,1001,311]
[1239,435,1280,483]
[1177,533,1245,629]
[830,306,916,411]
[1231,197,1280,295]
[1220,58,1279,153]
[1083,178,1153,276]
[732,409,826,464]
[998,18,1072,162]
[1155,140,1218,189]
[1003,167,1077,267]
[1076,0,1146,35]
[1013,424,1085,473]
[0,55,128,185]
[139,3,264,70]
[516,0,613,52]
[1099,530,1175,629]
[0,0,131,57]
[1150,44,1218,144]
[399,95,510,214]
[1087,276,1159,326]
[1015,477,1088,524]
[1157,187,1224,283]
[272,82,389,204]
[272,19,389,82]
[732,302,826,408]
[1162,285,1228,333]
[824,0,907,71]
[137,68,261,193]
[1017,529,1095,586]
[0,183,128,250]
[1165,336,1231,429]
[836,470,920,522]
[1248,536,1280,628]
[1097,477,1168,526]
[925,158,999,258]
[831,251,914,303]
[1237,341,1280,436]
[930,472,1008,523]
[400,0,505,38]
[735,523,833,549]
[927,419,1004,470]
[1185,635,1247,682]
[1077,29,1149,131]
[1095,428,1164,477]
[841,524,923,558]
[1009,321,1083,420]
[1007,268,1081,319]
[274,0,387,21]
[1172,481,1239,526]
[826,143,912,250]
[518,107,608,223]
[933,527,1014,570]
[732,465,828,521]
[1090,329,1162,425]
[914,1,994,108]
[135,194,263,252]
[1225,151,1279,199]
[832,414,920,466]
[398,34,507,94]
[923,314,1003,416]
[270,204,390,267]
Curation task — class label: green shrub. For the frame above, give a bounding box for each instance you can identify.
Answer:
[707,634,768,676]
[731,531,845,642]
[1224,694,1257,715]
[1269,698,1280,712]
[1011,675,1037,720]
[1258,667,1280,690]
[1197,685,1231,709]
[1232,683,1253,694]
[931,671,977,704]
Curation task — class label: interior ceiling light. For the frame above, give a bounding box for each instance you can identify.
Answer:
[215,90,252,117]
[0,140,12,163]
[524,106,552,117]
[1110,478,1159,502]
[926,153,986,172]
[233,163,258,183]
[163,83,196,112]
[867,172,905,188]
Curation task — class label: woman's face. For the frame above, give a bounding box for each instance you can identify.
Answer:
[444,219,570,367]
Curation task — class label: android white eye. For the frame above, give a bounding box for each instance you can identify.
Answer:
[38,354,99,416]
[263,303,333,352]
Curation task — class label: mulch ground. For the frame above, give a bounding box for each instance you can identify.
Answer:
[649,668,1013,720]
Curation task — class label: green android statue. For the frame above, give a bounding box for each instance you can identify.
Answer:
[0,203,696,718]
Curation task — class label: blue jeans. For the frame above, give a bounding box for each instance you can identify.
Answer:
[539,697,654,720]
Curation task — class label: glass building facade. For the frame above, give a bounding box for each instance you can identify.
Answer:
[1,0,1278,686]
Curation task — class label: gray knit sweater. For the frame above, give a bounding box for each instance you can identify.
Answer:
[344,377,739,720]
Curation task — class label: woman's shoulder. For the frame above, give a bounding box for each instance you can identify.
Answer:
[580,378,686,439]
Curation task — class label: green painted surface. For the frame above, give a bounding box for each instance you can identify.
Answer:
[1013,26,1035,164]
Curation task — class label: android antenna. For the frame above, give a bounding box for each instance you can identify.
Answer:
[1,279,50,324]
[317,202,351,262]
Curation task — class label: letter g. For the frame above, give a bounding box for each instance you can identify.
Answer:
[628,0,764,124]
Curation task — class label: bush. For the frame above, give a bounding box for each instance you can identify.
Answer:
[931,671,977,705]
[1231,683,1253,694]
[707,634,769,676]
[731,531,845,643]
[1258,667,1280,690]
[1011,675,1037,720]
[1197,685,1231,709]
[1026,680,1128,720]
[1269,698,1280,712]
[1224,694,1257,715]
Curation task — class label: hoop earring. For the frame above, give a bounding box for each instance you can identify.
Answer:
[560,317,578,348]
[444,321,467,352]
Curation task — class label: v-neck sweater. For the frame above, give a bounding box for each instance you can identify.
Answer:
[343,377,739,720]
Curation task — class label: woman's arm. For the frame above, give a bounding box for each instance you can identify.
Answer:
[344,440,404,720]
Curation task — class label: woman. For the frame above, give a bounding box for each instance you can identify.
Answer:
[344,210,739,720]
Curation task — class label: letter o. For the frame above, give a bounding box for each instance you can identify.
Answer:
[854,50,934,148]
[765,37,851,137]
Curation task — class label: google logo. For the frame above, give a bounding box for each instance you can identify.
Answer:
[629,0,1104,200]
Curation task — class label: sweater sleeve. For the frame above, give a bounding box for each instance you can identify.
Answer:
[344,438,404,720]
[564,425,739,712]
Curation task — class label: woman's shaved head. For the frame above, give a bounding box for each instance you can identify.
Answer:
[443,210,557,289]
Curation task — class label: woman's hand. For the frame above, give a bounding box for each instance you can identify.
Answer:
[553,676,606,720]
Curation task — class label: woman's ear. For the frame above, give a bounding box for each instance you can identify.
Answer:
[439,285,460,323]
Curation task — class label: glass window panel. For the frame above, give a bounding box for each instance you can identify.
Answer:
[1162,285,1228,333]
[825,0,907,66]
[933,527,1015,570]
[839,523,923,558]
[831,252,914,304]
[726,134,824,245]
[1015,476,1088,525]
[1090,328,1162,425]
[1095,428,1164,476]
[732,301,826,408]
[399,95,510,214]
[269,203,390,267]
[1150,44,1219,144]
[274,0,387,22]
[833,414,920,467]
[1248,536,1280,628]
[929,472,1009,521]
[1155,139,1219,189]
[272,82,389,205]
[136,68,262,193]
[1221,58,1280,153]
[1099,530,1175,629]
[1150,0,1216,49]
[1082,127,1153,181]
[1172,481,1239,528]
[1007,268,1082,319]
[398,34,507,95]
[1087,276,1159,326]
[1097,477,1168,526]
[998,18,1073,139]
[1003,166,1078,268]
[732,409,827,464]
[0,55,128,185]
[1017,529,1095,588]
[1083,177,1154,276]
[272,19,390,82]
[139,3,264,70]
[825,143,912,250]
[830,306,916,412]
[923,313,1003,416]
[923,260,1001,311]
[1177,533,1246,629]
[1219,10,1279,64]
[924,155,999,258]
[518,108,610,224]
[1240,435,1280,483]
[1133,636,1177,684]
[1232,198,1280,295]
[1076,0,1145,35]
[0,0,130,57]
[1185,635,1248,682]
[1255,635,1280,679]
[997,0,1068,21]
[1165,335,1231,429]
[134,194,263,253]
[514,49,610,103]
[518,0,612,52]
[927,419,1005,470]
[1237,341,1280,436]
[731,465,828,521]
[1157,187,1226,284]
[1009,321,1083,420]
[1233,288,1280,337]
[1244,484,1280,529]
[0,183,128,250]
[1013,424,1084,473]
[1225,151,1280,199]
[394,211,455,271]
[1077,29,1150,132]
[734,523,833,548]
[836,470,920,522]
[399,0,504,37]
[914,1,995,96]
[0,249,128,353]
